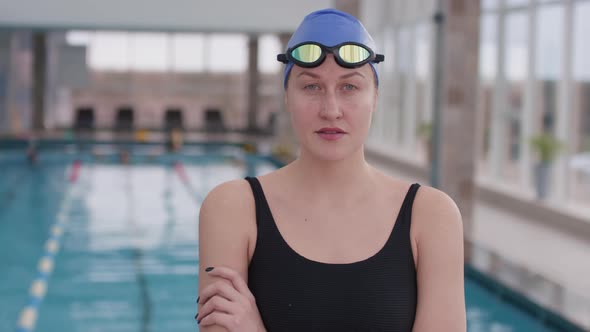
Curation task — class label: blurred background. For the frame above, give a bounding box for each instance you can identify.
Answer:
[0,0,588,331]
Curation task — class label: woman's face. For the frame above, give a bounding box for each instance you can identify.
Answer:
[285,55,377,162]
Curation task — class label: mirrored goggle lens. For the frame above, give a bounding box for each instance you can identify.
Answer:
[291,44,322,63]
[338,44,371,64]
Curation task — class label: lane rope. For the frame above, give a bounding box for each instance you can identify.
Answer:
[15,160,82,332]
[173,162,203,203]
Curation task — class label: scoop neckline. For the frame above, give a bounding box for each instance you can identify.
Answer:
[251,177,413,267]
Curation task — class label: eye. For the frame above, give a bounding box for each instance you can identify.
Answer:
[304,84,321,91]
[342,83,357,91]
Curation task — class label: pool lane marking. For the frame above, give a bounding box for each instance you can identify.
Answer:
[69,160,82,183]
[123,166,152,332]
[173,161,203,203]
[16,160,82,332]
[174,161,189,183]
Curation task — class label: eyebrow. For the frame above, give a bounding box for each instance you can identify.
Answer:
[297,71,320,79]
[296,71,366,79]
[340,72,365,79]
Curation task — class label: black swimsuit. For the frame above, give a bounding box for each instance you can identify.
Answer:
[245,177,420,331]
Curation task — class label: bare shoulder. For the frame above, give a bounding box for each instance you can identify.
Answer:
[371,170,461,227]
[198,178,257,250]
[412,185,463,232]
[200,178,254,220]
[411,185,464,262]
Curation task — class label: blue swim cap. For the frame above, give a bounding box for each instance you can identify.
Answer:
[282,8,381,89]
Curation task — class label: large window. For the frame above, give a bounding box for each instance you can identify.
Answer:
[478,13,498,165]
[369,29,387,143]
[415,23,431,162]
[535,4,564,136]
[171,34,205,72]
[207,34,248,73]
[69,31,250,73]
[475,0,590,206]
[129,33,168,72]
[397,27,412,144]
[572,0,590,204]
[87,32,130,71]
[380,26,398,145]
[258,34,281,74]
[482,0,500,10]
[505,0,530,8]
[502,11,529,181]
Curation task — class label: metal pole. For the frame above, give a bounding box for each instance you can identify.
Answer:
[247,34,259,133]
[430,0,445,188]
[33,31,47,131]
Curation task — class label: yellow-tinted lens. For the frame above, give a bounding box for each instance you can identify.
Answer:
[338,44,371,64]
[291,44,322,63]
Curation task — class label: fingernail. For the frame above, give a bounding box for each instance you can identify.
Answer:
[196,296,200,303]
[205,267,214,272]
[194,313,198,320]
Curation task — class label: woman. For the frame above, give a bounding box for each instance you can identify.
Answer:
[196,8,466,331]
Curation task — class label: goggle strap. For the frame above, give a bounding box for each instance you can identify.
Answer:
[374,54,384,63]
[277,54,288,64]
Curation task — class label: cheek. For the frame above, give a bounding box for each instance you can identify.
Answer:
[286,94,315,130]
[346,95,375,123]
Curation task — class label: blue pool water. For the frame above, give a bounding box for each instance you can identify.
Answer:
[0,145,570,331]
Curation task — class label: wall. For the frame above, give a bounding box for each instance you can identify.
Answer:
[69,70,282,131]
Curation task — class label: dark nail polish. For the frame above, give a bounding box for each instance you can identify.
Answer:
[194,313,198,320]
[196,296,200,303]
[205,267,214,272]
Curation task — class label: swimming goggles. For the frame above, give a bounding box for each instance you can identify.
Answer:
[277,42,384,69]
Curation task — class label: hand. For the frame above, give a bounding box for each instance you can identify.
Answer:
[196,266,266,332]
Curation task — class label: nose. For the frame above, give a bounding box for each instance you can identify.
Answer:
[319,90,343,121]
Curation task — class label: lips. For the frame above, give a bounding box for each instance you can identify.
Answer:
[315,127,346,141]
[316,127,346,134]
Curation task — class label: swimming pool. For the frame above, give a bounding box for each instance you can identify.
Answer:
[0,142,582,331]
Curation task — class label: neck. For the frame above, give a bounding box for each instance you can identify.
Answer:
[287,146,375,202]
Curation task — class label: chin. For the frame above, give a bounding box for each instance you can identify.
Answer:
[305,144,362,162]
